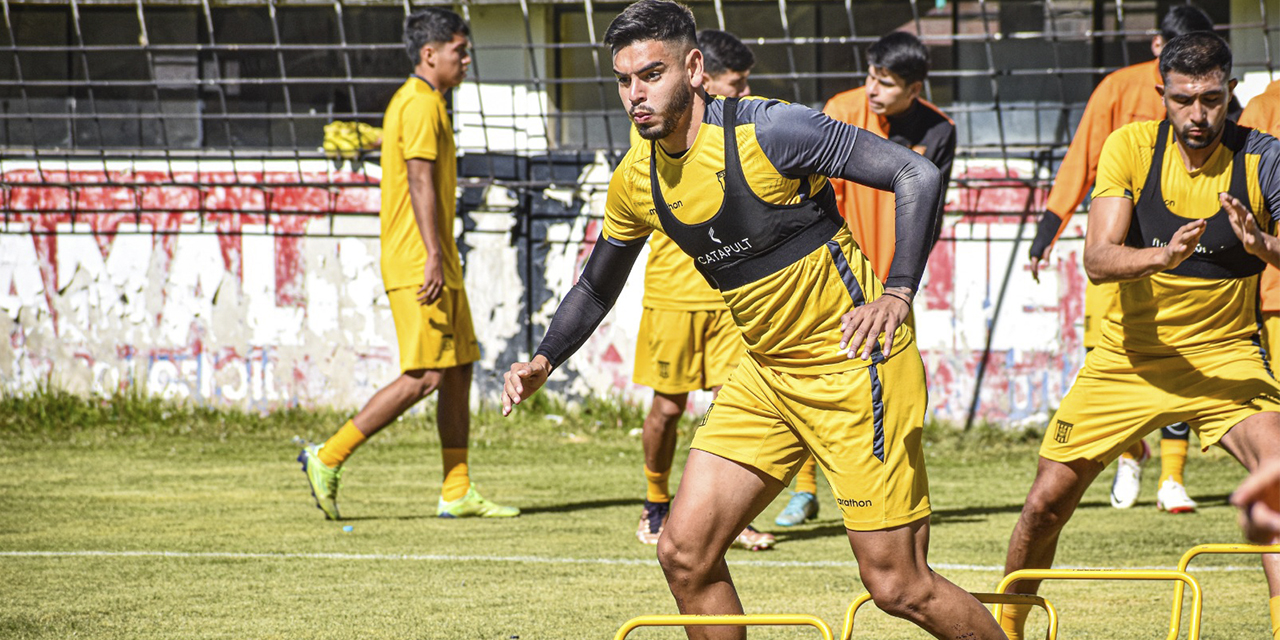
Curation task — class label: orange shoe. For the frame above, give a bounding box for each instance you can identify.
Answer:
[732,525,775,551]
[636,500,669,545]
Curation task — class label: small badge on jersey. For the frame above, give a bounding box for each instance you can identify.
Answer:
[716,170,726,191]
[1054,419,1074,444]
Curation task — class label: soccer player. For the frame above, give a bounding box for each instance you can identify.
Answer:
[296,8,517,521]
[999,32,1280,640]
[503,1,1006,637]
[771,31,956,528]
[631,28,773,551]
[1241,81,1280,370]
[1025,5,1217,514]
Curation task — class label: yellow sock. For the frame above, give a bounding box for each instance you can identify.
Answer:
[441,448,470,502]
[644,465,671,503]
[795,457,818,495]
[318,420,366,468]
[997,603,1031,640]
[1160,438,1189,485]
[1119,440,1144,461]
[1270,595,1280,639]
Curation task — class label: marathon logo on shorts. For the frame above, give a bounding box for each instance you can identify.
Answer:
[697,238,753,266]
[1054,419,1074,444]
[699,403,714,426]
[837,497,873,508]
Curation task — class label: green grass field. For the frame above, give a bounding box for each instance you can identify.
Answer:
[0,392,1272,638]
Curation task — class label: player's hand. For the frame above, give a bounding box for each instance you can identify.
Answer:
[1223,192,1269,258]
[840,287,911,361]
[1161,218,1207,271]
[418,256,444,305]
[502,356,551,417]
[1028,211,1062,283]
[1231,458,1280,544]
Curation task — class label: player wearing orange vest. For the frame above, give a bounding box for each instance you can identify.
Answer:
[1240,79,1280,366]
[628,28,774,552]
[770,31,955,528]
[296,9,517,521]
[1025,5,1224,515]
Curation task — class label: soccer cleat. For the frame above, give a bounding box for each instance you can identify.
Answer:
[731,525,776,551]
[775,491,819,527]
[297,444,343,520]
[1156,479,1198,514]
[437,484,520,518]
[1109,440,1150,509]
[636,500,670,545]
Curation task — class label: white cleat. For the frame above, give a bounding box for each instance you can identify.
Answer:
[1109,440,1150,509]
[1156,479,1198,514]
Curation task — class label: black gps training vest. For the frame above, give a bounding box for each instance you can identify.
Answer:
[1124,119,1263,280]
[648,97,844,291]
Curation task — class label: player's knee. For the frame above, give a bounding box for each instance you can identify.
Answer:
[863,570,932,621]
[1020,490,1071,534]
[402,369,443,398]
[656,534,710,587]
[649,395,686,423]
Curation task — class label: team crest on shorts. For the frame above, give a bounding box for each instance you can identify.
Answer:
[658,361,670,378]
[1053,419,1074,444]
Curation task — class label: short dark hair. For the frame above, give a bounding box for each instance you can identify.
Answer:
[697,29,754,76]
[1159,31,1232,82]
[403,8,469,65]
[1160,4,1214,42]
[866,31,929,86]
[603,0,697,56]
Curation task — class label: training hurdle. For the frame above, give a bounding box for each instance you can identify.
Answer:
[613,614,834,640]
[1164,543,1280,640]
[840,592,1058,640]
[998,569,1203,639]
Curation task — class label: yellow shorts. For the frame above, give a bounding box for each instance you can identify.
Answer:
[386,286,480,372]
[1043,340,1280,464]
[1082,280,1118,349]
[1263,312,1280,367]
[633,307,742,395]
[690,342,931,531]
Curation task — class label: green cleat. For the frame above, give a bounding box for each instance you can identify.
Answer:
[297,444,343,520]
[436,485,520,518]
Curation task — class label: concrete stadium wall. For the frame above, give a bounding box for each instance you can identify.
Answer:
[1,155,1084,424]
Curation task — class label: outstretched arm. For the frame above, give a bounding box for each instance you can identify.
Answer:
[1083,196,1205,283]
[502,234,646,415]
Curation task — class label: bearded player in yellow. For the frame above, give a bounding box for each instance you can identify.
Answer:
[503,1,1006,637]
[999,32,1280,639]
[631,28,773,551]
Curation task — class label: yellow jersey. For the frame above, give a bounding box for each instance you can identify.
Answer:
[1092,119,1280,355]
[605,96,909,373]
[379,76,463,291]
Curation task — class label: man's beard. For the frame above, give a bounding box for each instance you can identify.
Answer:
[1177,119,1223,150]
[635,83,693,141]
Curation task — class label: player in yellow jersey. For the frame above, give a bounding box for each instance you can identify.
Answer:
[503,2,1006,637]
[1026,5,1222,514]
[296,8,517,521]
[999,33,1280,639]
[632,28,772,551]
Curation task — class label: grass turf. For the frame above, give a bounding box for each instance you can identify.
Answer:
[0,392,1271,638]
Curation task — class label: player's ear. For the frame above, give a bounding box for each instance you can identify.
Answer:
[687,47,704,89]
[907,80,923,102]
[1155,83,1166,99]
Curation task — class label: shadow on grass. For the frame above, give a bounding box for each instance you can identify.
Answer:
[518,498,638,515]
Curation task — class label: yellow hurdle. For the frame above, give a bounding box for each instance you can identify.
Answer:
[840,592,1058,640]
[613,614,835,640]
[998,568,1203,639]
[1165,543,1280,640]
